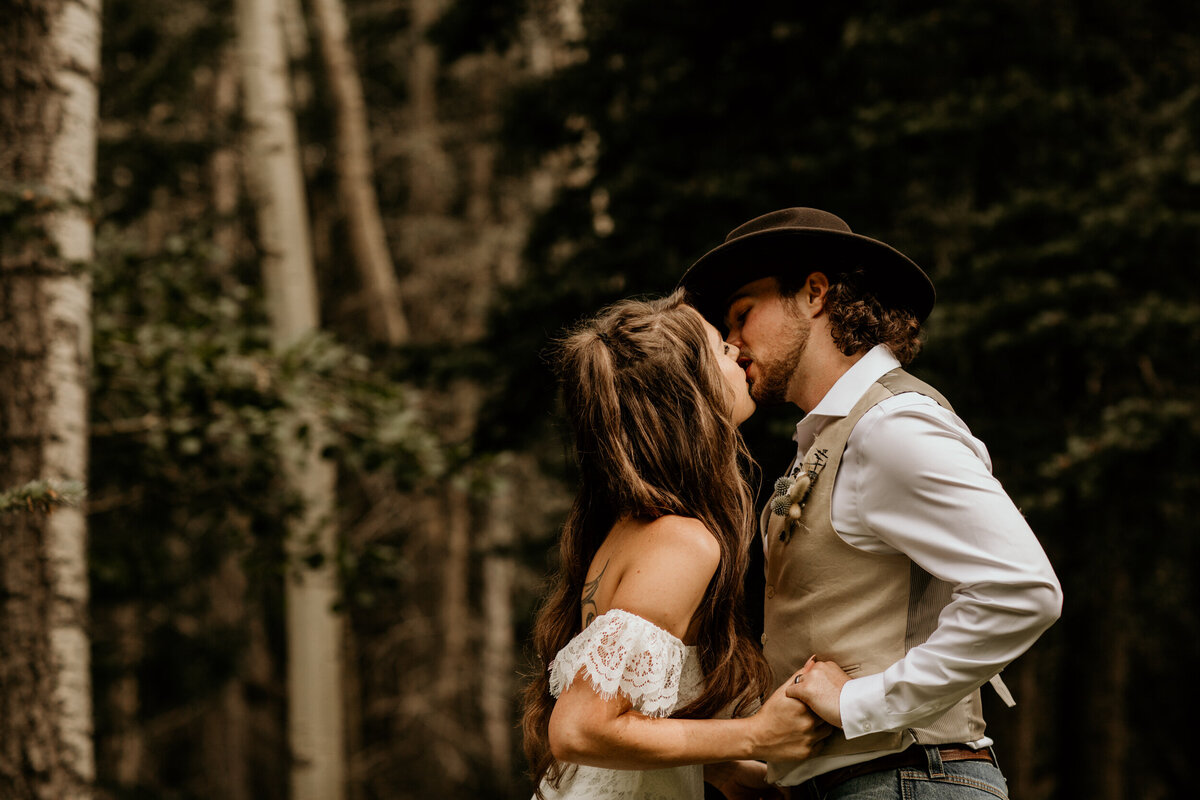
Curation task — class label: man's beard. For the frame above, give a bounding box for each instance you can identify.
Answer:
[747,319,809,405]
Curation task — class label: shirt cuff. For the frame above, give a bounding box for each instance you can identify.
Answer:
[839,673,888,739]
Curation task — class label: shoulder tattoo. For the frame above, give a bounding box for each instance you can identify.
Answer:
[581,559,609,627]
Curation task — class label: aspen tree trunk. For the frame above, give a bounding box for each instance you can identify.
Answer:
[210,45,242,281]
[234,1,346,798]
[1094,569,1129,800]
[1007,658,1034,800]
[434,476,473,786]
[277,0,315,116]
[103,604,143,788]
[464,61,519,786]
[312,0,409,344]
[0,1,101,798]
[480,455,519,788]
[200,554,252,800]
[408,0,452,212]
[403,1,475,768]
[203,47,255,800]
[374,2,582,793]
[440,473,472,711]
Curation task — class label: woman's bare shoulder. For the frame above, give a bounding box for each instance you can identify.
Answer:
[640,514,721,563]
[605,515,721,640]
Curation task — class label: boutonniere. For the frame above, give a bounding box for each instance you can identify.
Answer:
[769,472,813,543]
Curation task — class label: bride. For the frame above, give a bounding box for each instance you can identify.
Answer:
[523,291,831,800]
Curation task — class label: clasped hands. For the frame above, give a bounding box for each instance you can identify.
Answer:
[749,655,850,764]
[785,654,850,728]
[716,656,850,799]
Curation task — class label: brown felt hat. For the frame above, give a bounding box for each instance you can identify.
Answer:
[679,207,935,325]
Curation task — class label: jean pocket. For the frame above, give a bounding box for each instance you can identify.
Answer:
[899,760,1009,799]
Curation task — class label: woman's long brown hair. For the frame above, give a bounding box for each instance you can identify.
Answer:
[522,290,772,794]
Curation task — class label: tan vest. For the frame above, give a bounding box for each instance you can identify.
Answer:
[762,369,991,781]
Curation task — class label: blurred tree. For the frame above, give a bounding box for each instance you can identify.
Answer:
[312,0,410,345]
[339,1,584,796]
[87,0,490,797]
[90,9,286,797]
[235,0,347,796]
[0,0,102,797]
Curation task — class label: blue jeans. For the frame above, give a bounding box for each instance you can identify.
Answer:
[802,747,1009,800]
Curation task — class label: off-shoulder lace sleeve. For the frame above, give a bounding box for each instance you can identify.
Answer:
[547,608,690,718]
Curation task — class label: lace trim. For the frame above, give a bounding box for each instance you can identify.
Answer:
[548,609,692,718]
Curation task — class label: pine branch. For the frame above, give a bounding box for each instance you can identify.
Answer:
[0,480,87,515]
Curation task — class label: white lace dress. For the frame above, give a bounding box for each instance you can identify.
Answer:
[534,608,706,800]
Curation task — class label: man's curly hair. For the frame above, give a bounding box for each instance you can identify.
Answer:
[778,268,923,366]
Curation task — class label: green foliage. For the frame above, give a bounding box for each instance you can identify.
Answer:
[0,480,86,515]
[90,226,441,580]
[88,226,441,786]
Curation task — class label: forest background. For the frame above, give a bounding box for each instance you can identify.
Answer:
[1,1,1197,799]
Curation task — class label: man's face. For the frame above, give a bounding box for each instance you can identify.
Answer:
[723,277,810,406]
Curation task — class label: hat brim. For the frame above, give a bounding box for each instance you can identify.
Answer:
[679,227,935,326]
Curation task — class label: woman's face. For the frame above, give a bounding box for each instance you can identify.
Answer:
[701,315,756,425]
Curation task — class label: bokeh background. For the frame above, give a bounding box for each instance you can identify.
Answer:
[2,1,1198,798]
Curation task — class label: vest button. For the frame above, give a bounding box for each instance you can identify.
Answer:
[766,585,775,599]
[760,632,769,645]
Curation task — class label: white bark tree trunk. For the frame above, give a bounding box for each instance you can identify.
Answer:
[407,0,452,212]
[0,1,101,797]
[234,1,346,799]
[210,44,242,282]
[201,554,253,800]
[40,3,99,793]
[312,0,409,344]
[480,455,519,786]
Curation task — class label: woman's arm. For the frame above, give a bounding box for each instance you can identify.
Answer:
[549,670,827,769]
[547,515,828,769]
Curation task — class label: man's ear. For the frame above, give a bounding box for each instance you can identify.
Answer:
[806,272,830,314]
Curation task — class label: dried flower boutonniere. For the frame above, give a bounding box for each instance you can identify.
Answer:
[769,472,813,543]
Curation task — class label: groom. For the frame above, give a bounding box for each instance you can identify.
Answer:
[680,208,1062,798]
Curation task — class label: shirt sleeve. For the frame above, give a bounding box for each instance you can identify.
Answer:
[831,394,1063,740]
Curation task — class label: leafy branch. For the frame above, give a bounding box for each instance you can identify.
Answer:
[0,480,87,515]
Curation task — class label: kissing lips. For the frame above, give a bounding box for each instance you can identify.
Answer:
[737,357,755,385]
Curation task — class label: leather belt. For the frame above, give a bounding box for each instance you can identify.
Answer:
[807,744,996,795]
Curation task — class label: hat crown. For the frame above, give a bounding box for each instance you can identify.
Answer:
[681,205,935,325]
[725,207,852,243]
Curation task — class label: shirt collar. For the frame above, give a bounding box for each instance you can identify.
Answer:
[793,345,900,441]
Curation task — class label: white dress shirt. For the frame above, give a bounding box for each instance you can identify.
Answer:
[784,346,1062,742]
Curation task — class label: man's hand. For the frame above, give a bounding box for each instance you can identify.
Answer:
[746,672,831,762]
[785,655,850,728]
[704,760,784,800]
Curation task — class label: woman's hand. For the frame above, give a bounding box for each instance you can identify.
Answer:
[745,673,831,762]
[785,655,850,727]
[704,760,783,800]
